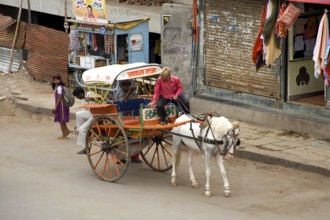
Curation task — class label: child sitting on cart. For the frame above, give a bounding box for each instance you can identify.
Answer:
[115,80,137,102]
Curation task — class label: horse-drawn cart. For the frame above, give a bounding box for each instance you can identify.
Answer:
[81,63,191,182]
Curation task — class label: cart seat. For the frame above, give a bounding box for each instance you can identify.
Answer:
[114,98,152,116]
[121,116,140,125]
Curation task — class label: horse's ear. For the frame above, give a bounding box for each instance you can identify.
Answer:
[199,116,211,128]
[232,121,239,129]
[199,121,207,128]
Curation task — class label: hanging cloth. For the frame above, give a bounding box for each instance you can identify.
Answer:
[93,34,98,51]
[69,28,80,51]
[275,3,288,39]
[252,4,267,64]
[262,0,280,47]
[313,11,329,79]
[323,39,330,86]
[104,35,110,54]
[266,31,282,66]
[84,33,91,46]
[262,0,281,66]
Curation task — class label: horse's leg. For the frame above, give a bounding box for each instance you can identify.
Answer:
[187,149,199,189]
[204,150,212,197]
[215,152,231,197]
[171,137,181,186]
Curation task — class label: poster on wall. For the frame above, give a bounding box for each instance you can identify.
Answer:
[73,0,107,24]
[130,34,143,51]
[162,15,171,26]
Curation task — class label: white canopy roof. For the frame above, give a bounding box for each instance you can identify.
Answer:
[82,62,162,85]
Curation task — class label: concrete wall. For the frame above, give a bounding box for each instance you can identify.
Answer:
[0,0,73,17]
[108,5,161,33]
[161,4,193,96]
[172,0,192,5]
[0,0,162,33]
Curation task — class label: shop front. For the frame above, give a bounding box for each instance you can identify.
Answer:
[66,1,150,86]
[286,0,330,107]
[198,0,330,108]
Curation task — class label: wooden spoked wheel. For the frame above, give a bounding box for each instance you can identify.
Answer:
[140,134,173,172]
[86,115,129,182]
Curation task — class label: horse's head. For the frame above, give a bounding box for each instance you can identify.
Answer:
[206,117,240,158]
[223,121,240,158]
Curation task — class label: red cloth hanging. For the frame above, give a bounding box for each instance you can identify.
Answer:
[252,5,267,64]
[93,34,98,51]
[275,3,288,38]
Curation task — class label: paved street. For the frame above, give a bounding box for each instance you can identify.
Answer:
[1,102,330,220]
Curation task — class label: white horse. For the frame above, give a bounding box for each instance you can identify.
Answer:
[171,114,240,197]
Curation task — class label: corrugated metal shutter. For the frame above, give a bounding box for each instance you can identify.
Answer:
[25,23,69,84]
[204,0,279,98]
[0,21,26,49]
[0,46,21,72]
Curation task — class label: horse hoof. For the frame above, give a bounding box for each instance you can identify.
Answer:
[224,190,231,197]
[205,190,212,197]
[226,154,234,159]
[192,182,200,189]
[171,179,176,186]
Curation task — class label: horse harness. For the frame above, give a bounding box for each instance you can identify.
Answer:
[194,119,238,156]
[165,118,240,156]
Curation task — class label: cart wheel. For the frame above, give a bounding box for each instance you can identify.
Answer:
[140,134,173,172]
[86,115,129,182]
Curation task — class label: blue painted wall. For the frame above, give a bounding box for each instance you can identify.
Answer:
[115,21,149,64]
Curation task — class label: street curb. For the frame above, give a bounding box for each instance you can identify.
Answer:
[14,102,330,177]
[235,149,330,177]
[15,102,77,119]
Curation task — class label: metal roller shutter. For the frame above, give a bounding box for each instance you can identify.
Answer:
[204,0,280,98]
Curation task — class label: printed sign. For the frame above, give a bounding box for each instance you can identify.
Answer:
[130,33,143,51]
[73,0,107,24]
[162,15,171,26]
[127,67,157,78]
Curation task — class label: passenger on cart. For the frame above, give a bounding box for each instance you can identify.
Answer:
[148,67,190,125]
[114,80,143,163]
[114,80,137,102]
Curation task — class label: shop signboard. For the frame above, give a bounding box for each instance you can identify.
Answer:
[73,0,108,24]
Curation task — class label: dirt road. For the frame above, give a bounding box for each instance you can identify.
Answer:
[0,96,329,220]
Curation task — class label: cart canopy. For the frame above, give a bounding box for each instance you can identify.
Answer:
[82,62,162,85]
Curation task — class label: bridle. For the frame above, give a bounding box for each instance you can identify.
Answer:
[196,117,240,156]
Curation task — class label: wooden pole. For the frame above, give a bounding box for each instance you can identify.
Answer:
[8,0,23,73]
[27,0,31,23]
[65,0,67,19]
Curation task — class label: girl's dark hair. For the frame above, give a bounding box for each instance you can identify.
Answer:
[51,74,66,90]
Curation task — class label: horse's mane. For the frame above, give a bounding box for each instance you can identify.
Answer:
[209,117,235,140]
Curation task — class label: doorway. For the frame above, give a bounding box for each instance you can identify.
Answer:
[287,3,330,107]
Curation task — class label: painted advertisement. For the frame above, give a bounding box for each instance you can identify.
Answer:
[130,34,143,51]
[73,0,107,24]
